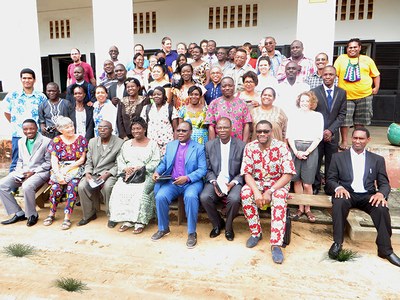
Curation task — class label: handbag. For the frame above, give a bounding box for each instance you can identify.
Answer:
[282,208,291,248]
[119,166,146,184]
[344,58,361,82]
[50,161,85,183]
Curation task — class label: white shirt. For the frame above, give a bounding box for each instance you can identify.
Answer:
[350,147,368,193]
[276,79,310,118]
[116,83,125,100]
[219,139,231,180]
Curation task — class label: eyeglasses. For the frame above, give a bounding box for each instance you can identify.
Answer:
[256,129,271,134]
[244,80,254,84]
[176,129,189,133]
[216,126,231,131]
[98,126,111,130]
[265,42,274,45]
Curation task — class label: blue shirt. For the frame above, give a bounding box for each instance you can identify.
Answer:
[3,89,47,137]
[126,59,150,71]
[165,51,178,67]
[204,82,222,105]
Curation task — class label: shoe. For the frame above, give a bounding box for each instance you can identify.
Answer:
[313,188,320,195]
[305,210,316,223]
[328,242,342,259]
[43,215,55,226]
[225,230,235,241]
[61,219,72,230]
[133,223,145,234]
[271,246,284,264]
[292,209,304,221]
[246,234,262,248]
[77,214,97,226]
[209,218,225,238]
[186,232,197,249]
[26,215,38,227]
[1,214,27,225]
[151,228,171,241]
[118,222,133,232]
[107,220,117,228]
[378,252,400,267]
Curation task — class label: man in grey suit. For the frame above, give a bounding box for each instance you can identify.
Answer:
[0,119,51,227]
[200,117,246,241]
[311,66,347,194]
[77,120,124,226]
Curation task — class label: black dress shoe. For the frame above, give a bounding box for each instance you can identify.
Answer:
[1,214,27,225]
[225,230,235,241]
[210,227,222,238]
[328,242,342,259]
[108,220,117,228]
[378,252,400,267]
[77,214,97,226]
[27,215,38,227]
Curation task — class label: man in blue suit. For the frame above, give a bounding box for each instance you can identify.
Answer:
[151,121,207,248]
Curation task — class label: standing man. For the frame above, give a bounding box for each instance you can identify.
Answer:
[276,40,315,83]
[99,60,117,89]
[200,117,245,241]
[151,122,207,249]
[3,68,47,172]
[311,66,347,194]
[0,119,51,226]
[306,52,331,89]
[203,40,218,66]
[334,38,380,151]
[67,48,96,86]
[108,64,128,106]
[204,66,223,105]
[326,128,400,267]
[214,47,232,74]
[205,77,252,142]
[224,48,255,92]
[161,36,178,67]
[264,36,286,78]
[241,120,295,264]
[66,66,96,106]
[77,120,123,227]
[39,82,71,139]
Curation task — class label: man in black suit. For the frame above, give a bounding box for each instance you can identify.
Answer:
[200,117,246,241]
[107,64,128,107]
[312,66,347,194]
[326,128,400,267]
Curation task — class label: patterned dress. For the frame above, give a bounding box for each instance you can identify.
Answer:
[192,61,210,86]
[109,139,160,225]
[240,139,296,245]
[205,96,252,141]
[251,106,288,141]
[47,135,88,215]
[178,106,208,145]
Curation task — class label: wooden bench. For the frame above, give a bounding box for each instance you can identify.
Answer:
[34,183,51,208]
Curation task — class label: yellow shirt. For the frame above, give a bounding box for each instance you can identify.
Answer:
[334,54,380,100]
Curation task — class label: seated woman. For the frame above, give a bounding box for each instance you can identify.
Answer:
[251,87,287,142]
[117,77,150,140]
[172,63,206,110]
[237,71,260,111]
[70,85,95,140]
[178,86,208,145]
[141,86,178,156]
[109,117,160,233]
[92,85,117,136]
[287,91,324,222]
[43,116,88,230]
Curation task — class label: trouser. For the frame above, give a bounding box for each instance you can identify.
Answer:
[10,137,21,172]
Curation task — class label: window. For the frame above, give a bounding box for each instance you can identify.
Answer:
[209,4,258,29]
[49,20,70,39]
[336,0,373,21]
[134,11,156,34]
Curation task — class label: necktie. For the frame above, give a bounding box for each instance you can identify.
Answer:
[327,89,333,111]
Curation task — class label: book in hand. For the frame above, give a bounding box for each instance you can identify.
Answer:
[88,178,104,188]
[13,172,26,182]
[156,175,173,182]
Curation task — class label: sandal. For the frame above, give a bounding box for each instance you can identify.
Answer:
[133,224,145,234]
[118,222,133,232]
[61,219,72,230]
[43,216,55,226]
[305,210,316,223]
[292,209,304,220]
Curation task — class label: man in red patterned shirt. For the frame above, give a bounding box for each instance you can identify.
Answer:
[241,120,296,264]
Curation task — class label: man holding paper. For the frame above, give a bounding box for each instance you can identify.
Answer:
[200,117,245,241]
[77,120,123,226]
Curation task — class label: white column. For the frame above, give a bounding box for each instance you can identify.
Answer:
[92,0,134,81]
[0,1,42,92]
[296,0,336,64]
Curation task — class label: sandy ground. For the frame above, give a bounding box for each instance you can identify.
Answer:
[0,200,399,300]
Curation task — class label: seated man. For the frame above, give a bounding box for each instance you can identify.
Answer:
[151,121,207,248]
[77,120,124,226]
[241,120,295,264]
[326,128,400,267]
[0,119,51,226]
[200,117,245,241]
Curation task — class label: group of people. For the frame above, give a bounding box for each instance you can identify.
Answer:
[0,35,399,267]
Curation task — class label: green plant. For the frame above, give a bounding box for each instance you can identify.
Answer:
[3,243,35,257]
[54,277,89,293]
[336,249,359,262]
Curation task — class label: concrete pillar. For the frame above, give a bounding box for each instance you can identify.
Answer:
[92,0,134,81]
[0,1,42,92]
[296,0,336,64]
